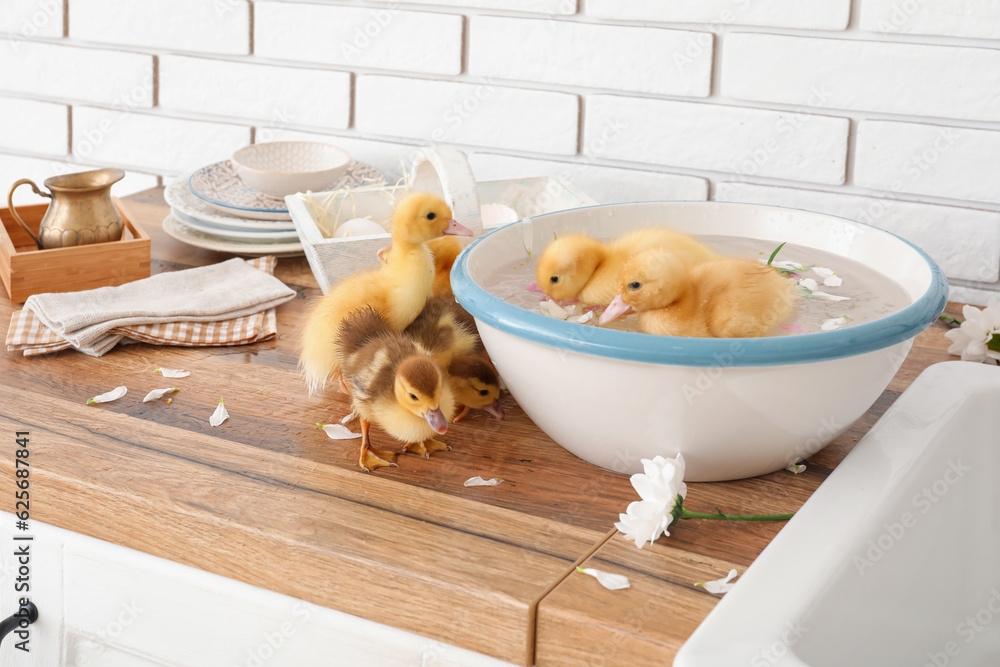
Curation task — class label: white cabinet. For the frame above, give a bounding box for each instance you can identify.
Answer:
[0,514,515,667]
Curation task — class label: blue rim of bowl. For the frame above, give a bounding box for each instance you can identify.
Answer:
[451,201,949,368]
[188,163,290,214]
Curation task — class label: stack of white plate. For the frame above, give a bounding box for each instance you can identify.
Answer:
[163,159,385,257]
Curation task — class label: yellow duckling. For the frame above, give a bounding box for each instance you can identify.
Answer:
[376,235,469,298]
[336,307,457,472]
[403,295,505,420]
[299,193,473,395]
[535,228,717,305]
[599,249,797,338]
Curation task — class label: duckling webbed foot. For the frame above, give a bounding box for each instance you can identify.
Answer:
[357,419,398,472]
[405,439,451,458]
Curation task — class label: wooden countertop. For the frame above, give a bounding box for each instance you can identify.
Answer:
[0,190,967,666]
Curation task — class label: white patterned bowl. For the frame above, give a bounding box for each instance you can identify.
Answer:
[232,141,351,198]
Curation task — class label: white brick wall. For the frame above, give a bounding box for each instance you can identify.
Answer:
[469,17,712,97]
[585,95,849,184]
[356,75,579,155]
[860,0,1000,39]
[255,3,462,75]
[159,56,351,129]
[69,0,250,55]
[723,33,1000,123]
[2,0,1000,303]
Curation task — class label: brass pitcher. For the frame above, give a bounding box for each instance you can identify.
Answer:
[7,168,125,250]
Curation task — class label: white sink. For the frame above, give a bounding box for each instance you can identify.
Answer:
[675,361,1000,667]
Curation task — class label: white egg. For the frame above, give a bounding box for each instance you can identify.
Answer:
[334,217,388,238]
[480,203,520,227]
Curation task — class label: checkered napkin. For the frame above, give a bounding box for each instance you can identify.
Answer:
[6,256,295,357]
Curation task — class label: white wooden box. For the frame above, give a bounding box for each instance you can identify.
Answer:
[285,146,594,293]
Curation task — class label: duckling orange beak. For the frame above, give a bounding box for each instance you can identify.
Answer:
[444,219,474,237]
[599,294,632,325]
[423,408,449,434]
[483,398,506,420]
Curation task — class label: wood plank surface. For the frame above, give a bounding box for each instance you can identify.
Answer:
[0,189,973,665]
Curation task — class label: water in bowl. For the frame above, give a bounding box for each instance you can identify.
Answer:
[484,235,912,336]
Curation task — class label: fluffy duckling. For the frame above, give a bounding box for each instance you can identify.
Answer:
[299,193,473,395]
[403,295,505,420]
[535,228,717,305]
[336,307,457,471]
[599,249,796,338]
[378,235,468,297]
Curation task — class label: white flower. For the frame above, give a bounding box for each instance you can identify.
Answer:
[821,316,849,331]
[797,278,818,291]
[155,368,190,378]
[570,310,596,325]
[631,454,687,508]
[785,463,807,474]
[615,499,673,548]
[812,266,843,287]
[945,299,1000,364]
[87,386,127,404]
[340,410,358,424]
[695,569,739,595]
[464,476,503,487]
[143,387,179,403]
[576,567,630,590]
[317,423,361,439]
[209,398,229,426]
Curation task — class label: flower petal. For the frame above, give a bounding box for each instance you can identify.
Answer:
[810,291,851,302]
[797,278,818,291]
[521,216,533,257]
[540,299,570,320]
[464,476,503,487]
[576,567,631,591]
[87,385,127,404]
[771,260,804,271]
[696,568,739,595]
[340,410,359,424]
[786,463,807,474]
[143,387,179,403]
[615,499,671,548]
[317,423,361,439]
[209,398,229,426]
[821,316,849,331]
[155,368,190,379]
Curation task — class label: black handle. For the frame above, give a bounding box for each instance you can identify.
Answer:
[0,601,38,647]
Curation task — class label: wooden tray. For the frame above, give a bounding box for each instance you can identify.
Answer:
[0,198,150,302]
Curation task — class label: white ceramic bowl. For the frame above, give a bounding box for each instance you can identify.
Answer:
[232,141,351,198]
[451,202,948,482]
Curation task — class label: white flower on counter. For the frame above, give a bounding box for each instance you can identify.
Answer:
[155,368,190,378]
[695,568,739,595]
[945,299,1000,365]
[812,266,842,287]
[87,385,127,404]
[576,566,631,591]
[632,454,688,507]
[464,476,504,487]
[317,423,361,439]
[143,387,179,403]
[615,453,794,549]
[821,316,849,331]
[615,499,673,548]
[209,397,229,426]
